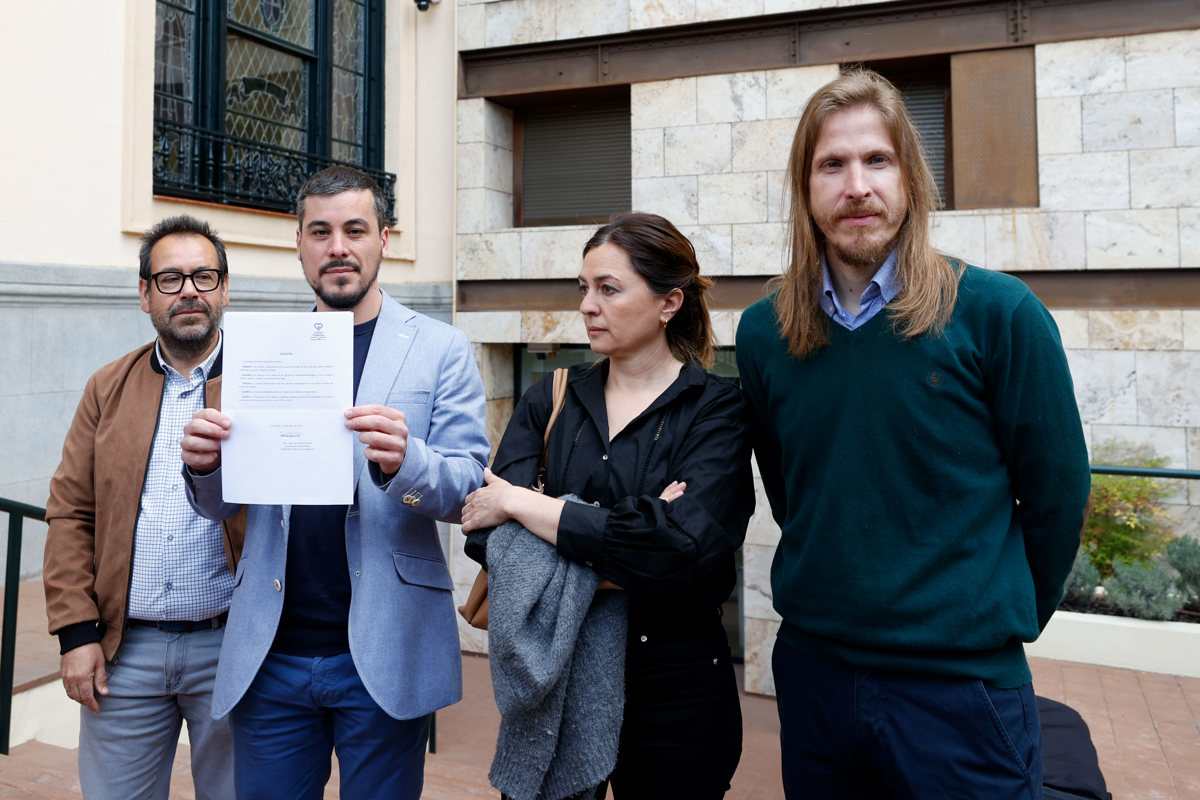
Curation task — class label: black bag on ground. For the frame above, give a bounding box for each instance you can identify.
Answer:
[1038,696,1111,800]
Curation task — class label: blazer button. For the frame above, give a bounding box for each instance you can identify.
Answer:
[272,578,282,592]
[639,634,648,643]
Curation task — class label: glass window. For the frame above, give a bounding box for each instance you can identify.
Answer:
[152,0,390,217]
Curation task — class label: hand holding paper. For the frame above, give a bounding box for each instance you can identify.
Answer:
[218,311,355,505]
[344,404,409,479]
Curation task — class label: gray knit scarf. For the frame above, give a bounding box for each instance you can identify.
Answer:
[485,500,628,800]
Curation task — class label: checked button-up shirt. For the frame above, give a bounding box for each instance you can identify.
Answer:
[126,336,235,622]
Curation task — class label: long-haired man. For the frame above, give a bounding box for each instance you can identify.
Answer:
[736,69,1090,798]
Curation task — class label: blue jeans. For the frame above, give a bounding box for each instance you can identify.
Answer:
[231,651,431,800]
[78,624,233,800]
[773,633,1042,799]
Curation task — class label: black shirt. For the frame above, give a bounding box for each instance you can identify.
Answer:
[466,359,754,631]
[272,316,377,656]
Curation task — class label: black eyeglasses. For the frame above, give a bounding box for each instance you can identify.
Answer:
[149,269,225,295]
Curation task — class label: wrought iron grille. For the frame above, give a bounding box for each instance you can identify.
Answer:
[152,118,396,225]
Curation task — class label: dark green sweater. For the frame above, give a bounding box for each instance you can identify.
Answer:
[736,265,1090,687]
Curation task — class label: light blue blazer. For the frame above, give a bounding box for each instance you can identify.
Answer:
[186,291,489,720]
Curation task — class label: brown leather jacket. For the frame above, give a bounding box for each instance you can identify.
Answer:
[43,342,245,659]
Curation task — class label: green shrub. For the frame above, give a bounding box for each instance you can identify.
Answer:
[1083,443,1174,577]
[1104,559,1184,621]
[1166,536,1200,605]
[1064,550,1100,605]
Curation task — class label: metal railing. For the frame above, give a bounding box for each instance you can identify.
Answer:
[151,119,397,225]
[3,462,1199,755]
[0,497,44,756]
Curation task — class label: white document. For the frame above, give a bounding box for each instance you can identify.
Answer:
[221,311,355,505]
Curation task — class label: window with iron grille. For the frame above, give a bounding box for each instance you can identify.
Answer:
[153,0,394,222]
[514,89,632,227]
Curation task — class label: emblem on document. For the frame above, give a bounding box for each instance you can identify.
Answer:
[310,321,327,341]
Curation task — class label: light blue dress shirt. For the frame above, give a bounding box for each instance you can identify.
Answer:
[820,249,901,330]
[128,335,235,621]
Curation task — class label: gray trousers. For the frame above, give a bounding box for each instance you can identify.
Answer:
[78,624,234,800]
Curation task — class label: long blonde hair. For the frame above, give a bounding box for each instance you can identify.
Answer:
[770,68,961,358]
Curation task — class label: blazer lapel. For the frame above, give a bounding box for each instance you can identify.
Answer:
[352,290,418,491]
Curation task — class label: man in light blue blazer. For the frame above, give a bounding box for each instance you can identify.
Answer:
[180,166,488,800]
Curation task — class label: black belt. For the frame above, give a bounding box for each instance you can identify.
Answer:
[128,613,228,633]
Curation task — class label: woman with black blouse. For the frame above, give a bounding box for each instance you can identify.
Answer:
[460,212,754,799]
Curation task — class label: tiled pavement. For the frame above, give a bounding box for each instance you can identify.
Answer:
[3,573,1199,799]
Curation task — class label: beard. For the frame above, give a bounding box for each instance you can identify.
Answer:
[310,258,380,310]
[816,200,905,271]
[151,299,222,358]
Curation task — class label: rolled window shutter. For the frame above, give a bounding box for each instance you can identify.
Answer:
[899,81,948,209]
[521,104,631,225]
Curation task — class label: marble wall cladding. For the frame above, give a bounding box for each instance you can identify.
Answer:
[1066,349,1139,425]
[732,119,798,173]
[483,0,555,47]
[521,311,588,344]
[1088,311,1185,351]
[1125,29,1200,92]
[520,227,591,279]
[679,224,734,275]
[454,311,523,343]
[1038,152,1130,211]
[743,544,780,622]
[709,310,741,347]
[929,214,987,266]
[1178,89,1200,147]
[457,232,521,280]
[1037,97,1083,155]
[1081,90,1175,152]
[1092,423,1190,505]
[732,222,788,275]
[1084,210,1179,269]
[1051,310,1090,349]
[699,172,768,224]
[1035,37,1126,97]
[632,78,697,129]
[745,478,782,547]
[984,212,1086,271]
[1186,311,1200,350]
[664,124,733,176]
[473,343,515,401]
[697,72,767,124]
[766,65,841,119]
[743,617,779,696]
[633,176,700,224]
[457,3,486,51]
[556,0,630,39]
[456,188,513,234]
[630,0,698,30]
[767,171,791,223]
[1135,351,1200,427]
[1130,148,1200,209]
[632,128,665,178]
[1183,209,1200,267]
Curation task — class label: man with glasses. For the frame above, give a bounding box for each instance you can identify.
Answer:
[44,215,242,799]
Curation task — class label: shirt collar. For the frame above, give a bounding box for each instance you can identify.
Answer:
[821,249,901,317]
[155,330,222,382]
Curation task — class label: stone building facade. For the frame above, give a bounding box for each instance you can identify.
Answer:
[450,0,1200,694]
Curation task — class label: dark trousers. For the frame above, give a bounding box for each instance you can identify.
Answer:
[609,614,743,799]
[231,651,431,800]
[773,633,1043,799]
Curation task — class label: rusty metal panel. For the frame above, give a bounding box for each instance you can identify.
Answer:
[1017,270,1200,309]
[602,26,797,84]
[1025,0,1200,43]
[950,48,1038,210]
[463,49,599,98]
[800,7,1012,65]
